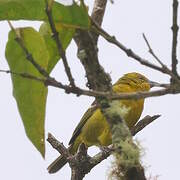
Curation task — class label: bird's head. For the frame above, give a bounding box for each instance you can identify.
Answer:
[116,72,151,92]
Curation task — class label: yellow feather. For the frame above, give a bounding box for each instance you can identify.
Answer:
[48,72,151,173]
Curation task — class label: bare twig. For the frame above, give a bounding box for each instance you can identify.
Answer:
[0,69,46,83]
[91,0,108,43]
[47,77,178,100]
[110,87,178,100]
[142,33,180,82]
[89,145,114,166]
[91,20,178,76]
[150,82,170,88]
[44,0,75,87]
[47,133,71,159]
[171,0,179,77]
[131,115,161,136]
[1,69,178,101]
[7,21,50,78]
[142,33,167,67]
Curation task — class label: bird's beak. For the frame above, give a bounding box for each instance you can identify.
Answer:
[148,80,161,88]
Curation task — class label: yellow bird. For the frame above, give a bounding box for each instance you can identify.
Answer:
[48,72,151,173]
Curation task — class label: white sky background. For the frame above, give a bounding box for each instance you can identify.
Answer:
[0,0,180,179]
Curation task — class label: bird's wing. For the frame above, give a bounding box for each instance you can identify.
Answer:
[68,101,98,145]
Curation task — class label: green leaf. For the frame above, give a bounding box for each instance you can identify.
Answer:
[39,22,74,73]
[5,27,49,157]
[0,0,90,29]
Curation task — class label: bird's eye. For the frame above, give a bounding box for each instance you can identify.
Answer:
[139,76,146,82]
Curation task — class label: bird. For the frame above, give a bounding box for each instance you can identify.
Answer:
[48,72,151,173]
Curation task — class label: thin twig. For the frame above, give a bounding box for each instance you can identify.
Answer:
[0,69,46,82]
[171,0,179,77]
[142,33,180,83]
[150,81,170,88]
[89,145,114,166]
[142,33,166,67]
[44,0,75,87]
[47,133,71,160]
[1,69,177,101]
[47,77,177,100]
[110,87,177,100]
[91,20,179,77]
[7,21,50,78]
[131,115,161,136]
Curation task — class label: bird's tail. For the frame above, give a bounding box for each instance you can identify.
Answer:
[47,155,67,174]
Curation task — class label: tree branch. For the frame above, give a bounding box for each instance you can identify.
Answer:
[142,33,180,83]
[7,21,50,78]
[3,1,179,179]
[47,133,71,160]
[171,0,179,77]
[44,72,179,102]
[1,69,179,101]
[47,115,160,179]
[91,20,180,78]
[0,69,46,83]
[91,0,108,43]
[131,115,161,136]
[71,9,147,178]
[44,0,75,87]
[74,29,111,91]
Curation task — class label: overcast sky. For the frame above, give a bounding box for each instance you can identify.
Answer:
[0,0,180,179]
